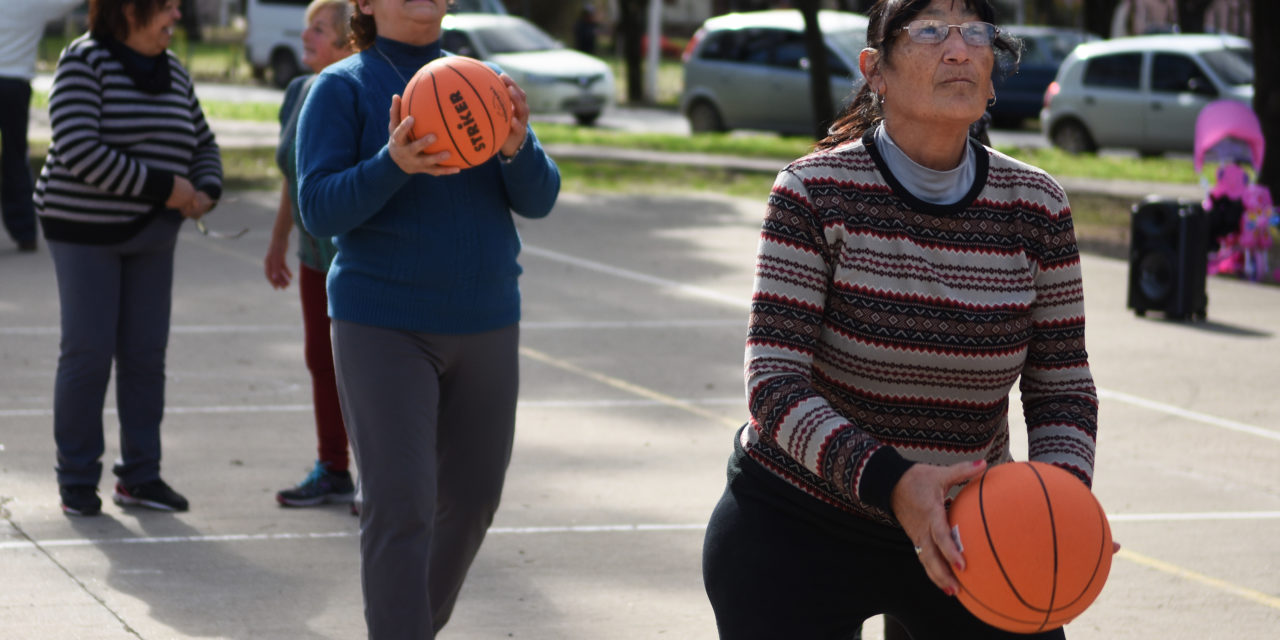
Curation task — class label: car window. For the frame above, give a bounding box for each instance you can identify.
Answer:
[825,28,866,66]
[472,22,559,54]
[696,31,739,61]
[738,29,781,65]
[773,32,808,69]
[1151,53,1215,95]
[1200,47,1254,86]
[442,30,478,58]
[1082,53,1142,89]
[1019,37,1046,65]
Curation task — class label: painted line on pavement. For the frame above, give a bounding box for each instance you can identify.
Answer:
[1116,548,1280,610]
[522,245,750,309]
[519,346,741,429]
[3,512,1276,552]
[0,398,746,419]
[1097,388,1280,442]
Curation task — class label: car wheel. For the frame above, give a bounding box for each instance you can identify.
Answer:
[271,49,301,89]
[688,101,725,133]
[574,111,601,126]
[1051,119,1097,154]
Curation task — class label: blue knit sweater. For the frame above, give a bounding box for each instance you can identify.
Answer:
[296,37,560,334]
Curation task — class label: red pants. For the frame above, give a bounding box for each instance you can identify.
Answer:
[299,264,348,471]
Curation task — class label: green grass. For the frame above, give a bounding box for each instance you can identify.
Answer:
[38,30,256,82]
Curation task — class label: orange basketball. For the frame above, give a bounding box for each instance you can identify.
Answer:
[400,56,513,168]
[948,461,1112,634]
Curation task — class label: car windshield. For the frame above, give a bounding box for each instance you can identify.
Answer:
[1200,47,1254,86]
[473,22,561,54]
[825,28,867,64]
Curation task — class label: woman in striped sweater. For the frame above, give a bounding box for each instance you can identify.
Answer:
[702,1,1103,638]
[35,0,222,517]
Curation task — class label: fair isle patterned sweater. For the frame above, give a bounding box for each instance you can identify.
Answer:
[743,129,1098,527]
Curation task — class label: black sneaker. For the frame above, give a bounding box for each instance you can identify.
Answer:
[113,478,189,512]
[276,461,355,507]
[60,485,101,516]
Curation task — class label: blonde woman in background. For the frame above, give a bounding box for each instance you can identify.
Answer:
[263,0,358,509]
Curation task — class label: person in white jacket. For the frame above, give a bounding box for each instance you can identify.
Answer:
[0,0,81,252]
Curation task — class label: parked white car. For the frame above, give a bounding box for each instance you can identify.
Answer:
[1040,33,1253,155]
[441,14,615,126]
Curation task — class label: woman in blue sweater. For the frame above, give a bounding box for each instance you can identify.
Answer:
[295,0,559,637]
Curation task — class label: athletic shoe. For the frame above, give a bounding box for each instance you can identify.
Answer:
[113,478,189,512]
[60,485,101,516]
[276,461,355,507]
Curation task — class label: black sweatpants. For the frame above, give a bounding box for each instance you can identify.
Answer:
[702,446,1068,640]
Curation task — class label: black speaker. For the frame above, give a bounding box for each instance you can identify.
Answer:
[1127,197,1208,321]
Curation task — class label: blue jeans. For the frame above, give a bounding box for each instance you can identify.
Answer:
[47,213,183,488]
[0,76,36,245]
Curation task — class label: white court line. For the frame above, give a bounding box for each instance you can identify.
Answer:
[0,398,745,419]
[522,245,751,309]
[0,319,741,336]
[3,513,1276,552]
[1097,388,1280,442]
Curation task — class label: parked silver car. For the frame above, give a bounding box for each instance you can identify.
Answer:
[1041,33,1253,155]
[679,9,868,135]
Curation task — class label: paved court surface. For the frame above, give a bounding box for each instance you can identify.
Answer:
[2,187,1278,639]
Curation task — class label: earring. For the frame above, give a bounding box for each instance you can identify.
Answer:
[987,96,997,108]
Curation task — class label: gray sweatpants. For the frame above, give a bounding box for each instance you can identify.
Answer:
[331,319,519,639]
[46,213,182,488]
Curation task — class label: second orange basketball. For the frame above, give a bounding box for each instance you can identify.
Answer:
[401,56,513,169]
[948,461,1113,634]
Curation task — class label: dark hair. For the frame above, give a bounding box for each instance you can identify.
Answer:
[89,0,168,41]
[816,0,1019,150]
[349,0,455,51]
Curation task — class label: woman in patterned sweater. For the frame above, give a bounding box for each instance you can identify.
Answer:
[702,1,1102,638]
[36,0,221,516]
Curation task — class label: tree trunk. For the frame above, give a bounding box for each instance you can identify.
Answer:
[1082,0,1121,38]
[181,0,201,42]
[1175,0,1214,33]
[797,0,834,140]
[618,0,646,104]
[1255,0,1279,196]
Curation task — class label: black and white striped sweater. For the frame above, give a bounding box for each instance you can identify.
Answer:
[743,130,1098,527]
[35,34,222,245]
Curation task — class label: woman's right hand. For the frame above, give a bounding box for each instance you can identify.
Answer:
[891,459,988,597]
[387,95,462,177]
[263,238,292,289]
[166,175,197,210]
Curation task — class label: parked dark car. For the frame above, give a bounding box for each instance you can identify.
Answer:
[990,25,1096,127]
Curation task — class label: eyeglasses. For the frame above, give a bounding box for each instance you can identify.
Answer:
[195,217,248,240]
[901,20,998,46]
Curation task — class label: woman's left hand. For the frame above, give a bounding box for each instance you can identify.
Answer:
[499,73,530,159]
[891,459,989,596]
[181,191,215,219]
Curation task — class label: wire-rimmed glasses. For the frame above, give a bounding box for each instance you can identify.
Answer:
[901,20,998,46]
